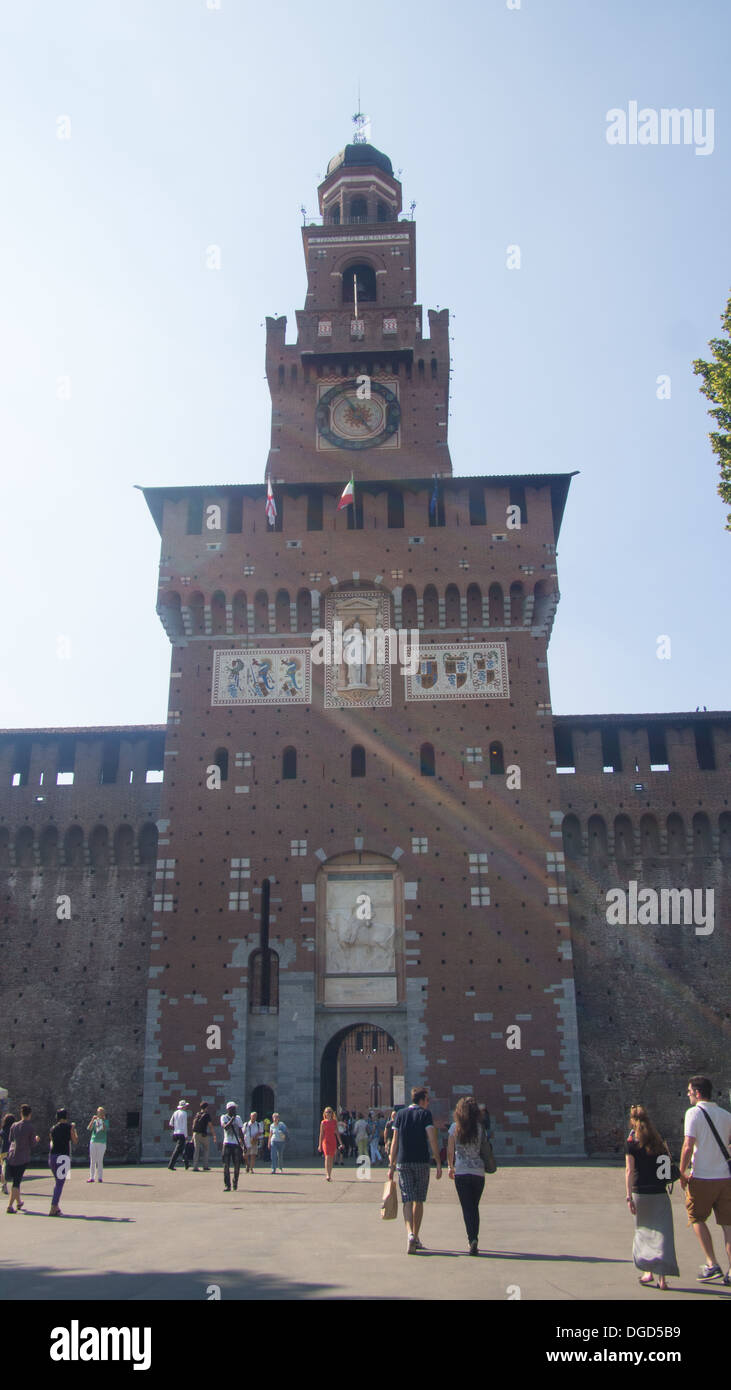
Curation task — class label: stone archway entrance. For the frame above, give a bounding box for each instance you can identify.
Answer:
[320,1023,404,1116]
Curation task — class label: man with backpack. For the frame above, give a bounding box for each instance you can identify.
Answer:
[679,1075,731,1283]
[191,1102,217,1171]
[220,1101,245,1192]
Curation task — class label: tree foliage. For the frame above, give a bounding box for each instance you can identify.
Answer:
[693,292,731,531]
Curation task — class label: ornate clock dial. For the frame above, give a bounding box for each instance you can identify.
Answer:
[316,379,400,450]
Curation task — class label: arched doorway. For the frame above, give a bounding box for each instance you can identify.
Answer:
[320,1023,404,1116]
[251,1084,275,1120]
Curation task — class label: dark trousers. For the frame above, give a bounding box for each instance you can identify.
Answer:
[455,1174,485,1244]
[168,1134,187,1170]
[223,1144,242,1189]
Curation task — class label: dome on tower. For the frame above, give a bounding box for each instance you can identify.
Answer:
[326,143,394,177]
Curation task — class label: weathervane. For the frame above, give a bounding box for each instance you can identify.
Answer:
[352,108,370,144]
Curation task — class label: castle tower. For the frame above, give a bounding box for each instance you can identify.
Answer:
[140,131,585,1159]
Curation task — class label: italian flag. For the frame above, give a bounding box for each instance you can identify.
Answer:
[337,474,355,510]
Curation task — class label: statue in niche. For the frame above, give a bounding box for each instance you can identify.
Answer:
[344,620,369,689]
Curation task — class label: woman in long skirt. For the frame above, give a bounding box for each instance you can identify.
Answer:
[625,1104,679,1289]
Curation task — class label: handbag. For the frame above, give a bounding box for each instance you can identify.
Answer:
[479,1124,497,1174]
[699,1106,731,1176]
[380,1176,398,1220]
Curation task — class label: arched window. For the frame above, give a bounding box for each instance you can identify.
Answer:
[666,813,685,857]
[489,741,504,775]
[138,822,158,866]
[420,743,435,777]
[613,815,633,861]
[692,812,712,856]
[213,748,229,783]
[488,584,503,627]
[232,591,247,633]
[159,591,185,639]
[282,747,297,780]
[64,825,84,868]
[349,197,368,223]
[640,814,661,857]
[211,590,227,635]
[423,584,439,629]
[351,745,366,777]
[114,824,135,867]
[277,364,285,386]
[509,582,524,626]
[466,583,482,626]
[296,588,312,631]
[0,827,9,867]
[401,585,418,628]
[533,580,552,627]
[387,490,404,528]
[187,591,205,637]
[329,204,341,225]
[89,824,110,869]
[444,584,460,627]
[342,262,376,303]
[39,825,59,867]
[377,201,390,222]
[587,815,608,866]
[561,814,582,860]
[15,827,34,868]
[254,590,269,632]
[720,812,731,859]
[275,588,291,632]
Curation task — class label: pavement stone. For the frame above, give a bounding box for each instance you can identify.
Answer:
[1,1162,730,1302]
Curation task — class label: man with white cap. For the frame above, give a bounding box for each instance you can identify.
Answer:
[168,1099,190,1171]
[220,1101,245,1191]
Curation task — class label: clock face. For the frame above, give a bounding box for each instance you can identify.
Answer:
[315,380,400,451]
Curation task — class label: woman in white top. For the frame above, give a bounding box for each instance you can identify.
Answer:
[447,1095,486,1256]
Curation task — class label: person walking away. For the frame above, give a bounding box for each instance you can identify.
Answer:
[268,1113,288,1173]
[447,1095,487,1255]
[388,1087,442,1254]
[353,1113,369,1159]
[220,1102,245,1191]
[6,1104,39,1213]
[679,1075,731,1283]
[336,1113,347,1165]
[87,1108,109,1182]
[244,1112,263,1174]
[191,1102,216,1171]
[318,1107,342,1181]
[625,1104,679,1289]
[1,1112,15,1196]
[49,1108,78,1216]
[166,1101,189,1172]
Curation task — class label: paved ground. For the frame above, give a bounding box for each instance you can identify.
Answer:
[1,1161,730,1301]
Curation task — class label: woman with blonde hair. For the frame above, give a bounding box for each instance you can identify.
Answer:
[625,1104,679,1289]
[318,1106,342,1181]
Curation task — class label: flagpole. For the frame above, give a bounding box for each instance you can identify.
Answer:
[353,273,358,320]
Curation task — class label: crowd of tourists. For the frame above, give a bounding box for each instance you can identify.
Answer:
[1,1074,730,1284]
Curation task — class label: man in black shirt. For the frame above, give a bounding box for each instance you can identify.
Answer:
[388,1087,442,1253]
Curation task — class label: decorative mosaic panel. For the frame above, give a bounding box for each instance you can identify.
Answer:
[404,643,509,701]
[211,648,311,705]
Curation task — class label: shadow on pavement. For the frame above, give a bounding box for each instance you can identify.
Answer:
[0,1265,386,1301]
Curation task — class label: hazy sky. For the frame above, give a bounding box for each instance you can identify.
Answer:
[1,0,728,729]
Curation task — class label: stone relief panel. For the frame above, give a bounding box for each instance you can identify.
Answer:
[321,867,400,1008]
